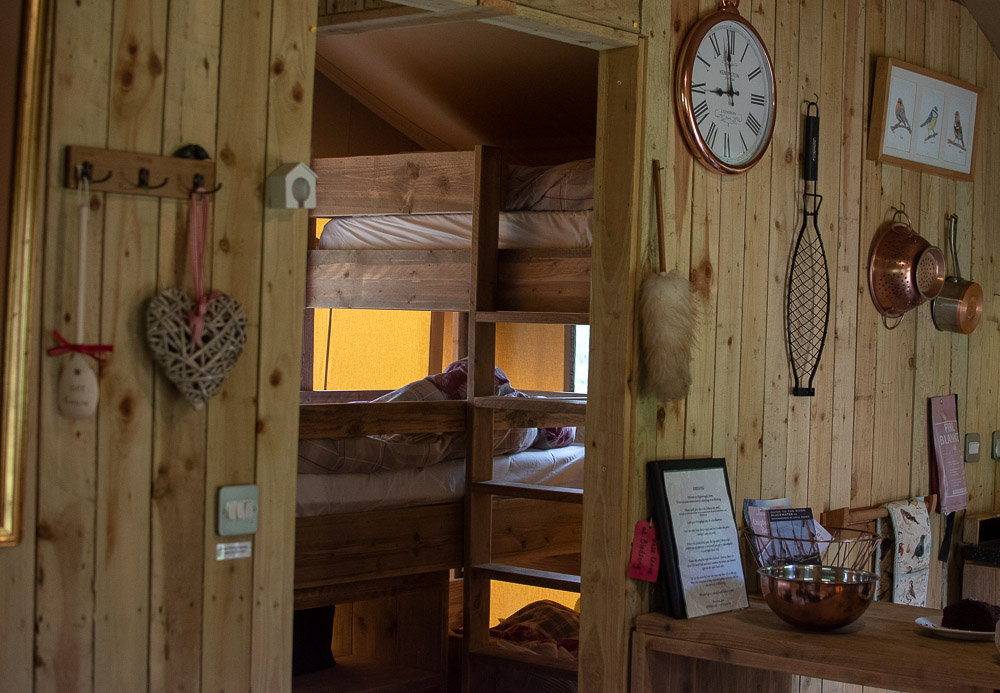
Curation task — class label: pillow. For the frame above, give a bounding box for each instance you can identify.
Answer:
[505,159,595,211]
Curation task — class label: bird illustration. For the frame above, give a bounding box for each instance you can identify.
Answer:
[891,97,911,133]
[899,508,917,523]
[921,106,939,141]
[907,580,917,600]
[950,111,966,150]
[913,534,926,559]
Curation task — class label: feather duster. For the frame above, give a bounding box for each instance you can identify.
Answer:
[641,160,698,402]
[640,269,698,401]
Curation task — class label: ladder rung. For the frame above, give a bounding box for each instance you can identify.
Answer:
[471,563,581,592]
[472,480,582,503]
[470,641,578,678]
[475,311,589,325]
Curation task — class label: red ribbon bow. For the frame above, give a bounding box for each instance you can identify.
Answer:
[46,330,114,362]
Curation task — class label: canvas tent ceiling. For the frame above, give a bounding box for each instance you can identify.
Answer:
[315,21,599,154]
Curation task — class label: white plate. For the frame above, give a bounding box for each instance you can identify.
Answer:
[914,616,996,641]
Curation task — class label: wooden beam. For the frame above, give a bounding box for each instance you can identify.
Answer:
[316,4,504,36]
[579,42,643,693]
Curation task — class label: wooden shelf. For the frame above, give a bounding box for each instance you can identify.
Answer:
[292,655,444,693]
[471,480,582,504]
[469,641,578,679]
[632,598,1000,693]
[475,310,589,325]
[470,563,581,592]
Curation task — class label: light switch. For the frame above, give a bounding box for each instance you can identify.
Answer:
[217,484,258,536]
[992,431,1000,460]
[965,433,980,463]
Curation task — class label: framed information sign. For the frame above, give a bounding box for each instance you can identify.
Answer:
[647,458,748,618]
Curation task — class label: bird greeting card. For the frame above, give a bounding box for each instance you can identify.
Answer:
[868,57,981,181]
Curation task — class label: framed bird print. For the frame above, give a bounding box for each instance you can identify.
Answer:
[868,57,981,181]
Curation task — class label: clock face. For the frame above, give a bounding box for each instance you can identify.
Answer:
[677,15,776,174]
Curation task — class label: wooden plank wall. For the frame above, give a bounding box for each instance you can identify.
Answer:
[0,0,315,691]
[607,0,999,692]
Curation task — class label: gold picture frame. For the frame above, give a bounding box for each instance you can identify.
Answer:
[1,0,46,547]
[868,57,981,181]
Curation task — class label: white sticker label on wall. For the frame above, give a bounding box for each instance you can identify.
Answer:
[216,540,252,561]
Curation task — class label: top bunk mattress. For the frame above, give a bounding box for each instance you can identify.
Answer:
[318,210,592,250]
[316,157,595,251]
[296,443,584,517]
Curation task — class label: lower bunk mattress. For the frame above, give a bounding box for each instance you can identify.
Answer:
[295,443,585,517]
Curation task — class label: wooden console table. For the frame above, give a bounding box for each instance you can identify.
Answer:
[632,599,1000,693]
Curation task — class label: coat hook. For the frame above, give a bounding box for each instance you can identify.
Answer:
[137,167,169,190]
[79,161,112,185]
[191,172,222,195]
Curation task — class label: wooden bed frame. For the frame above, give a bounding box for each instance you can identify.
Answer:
[294,148,590,691]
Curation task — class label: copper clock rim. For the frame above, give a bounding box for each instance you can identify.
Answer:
[674,4,777,175]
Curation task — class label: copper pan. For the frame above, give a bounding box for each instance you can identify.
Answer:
[931,214,983,334]
[868,209,946,329]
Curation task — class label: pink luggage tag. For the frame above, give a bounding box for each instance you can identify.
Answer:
[628,520,660,582]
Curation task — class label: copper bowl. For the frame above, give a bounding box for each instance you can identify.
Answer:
[758,564,877,631]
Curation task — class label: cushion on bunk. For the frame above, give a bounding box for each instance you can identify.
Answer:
[505,159,595,211]
[297,360,539,474]
[490,599,580,652]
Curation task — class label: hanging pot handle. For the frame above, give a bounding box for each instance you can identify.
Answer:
[891,207,913,230]
[948,214,963,280]
[881,313,904,330]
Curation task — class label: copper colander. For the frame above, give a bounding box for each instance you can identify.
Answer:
[868,210,946,329]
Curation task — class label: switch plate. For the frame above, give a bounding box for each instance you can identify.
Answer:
[965,433,981,462]
[992,431,1000,460]
[217,484,258,536]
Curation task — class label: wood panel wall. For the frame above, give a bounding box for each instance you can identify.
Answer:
[0,0,315,691]
[584,0,1000,691]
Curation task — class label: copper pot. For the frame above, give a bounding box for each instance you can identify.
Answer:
[868,210,946,329]
[931,214,983,334]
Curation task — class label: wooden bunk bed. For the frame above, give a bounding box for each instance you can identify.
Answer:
[295,146,591,691]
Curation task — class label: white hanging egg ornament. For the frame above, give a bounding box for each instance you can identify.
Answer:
[57,352,99,419]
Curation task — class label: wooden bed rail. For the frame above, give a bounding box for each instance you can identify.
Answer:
[306,247,590,313]
[299,400,466,438]
[310,150,478,217]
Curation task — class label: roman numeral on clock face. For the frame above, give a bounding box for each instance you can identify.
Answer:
[748,66,762,80]
[747,112,762,136]
[697,53,711,68]
[706,121,718,148]
[691,82,706,94]
[750,93,765,106]
[727,30,736,57]
[724,132,731,158]
[694,100,709,125]
[709,33,721,57]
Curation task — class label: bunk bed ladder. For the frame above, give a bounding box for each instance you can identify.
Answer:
[462,146,584,692]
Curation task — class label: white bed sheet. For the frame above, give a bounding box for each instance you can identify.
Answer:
[295,443,584,517]
[318,210,592,251]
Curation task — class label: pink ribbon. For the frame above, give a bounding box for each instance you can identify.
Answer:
[47,330,113,362]
[187,188,222,344]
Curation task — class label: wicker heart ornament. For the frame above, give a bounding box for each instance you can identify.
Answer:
[146,287,247,410]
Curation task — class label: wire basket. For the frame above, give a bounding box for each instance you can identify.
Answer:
[740,525,878,573]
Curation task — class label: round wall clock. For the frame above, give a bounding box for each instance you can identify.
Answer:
[675,0,776,175]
